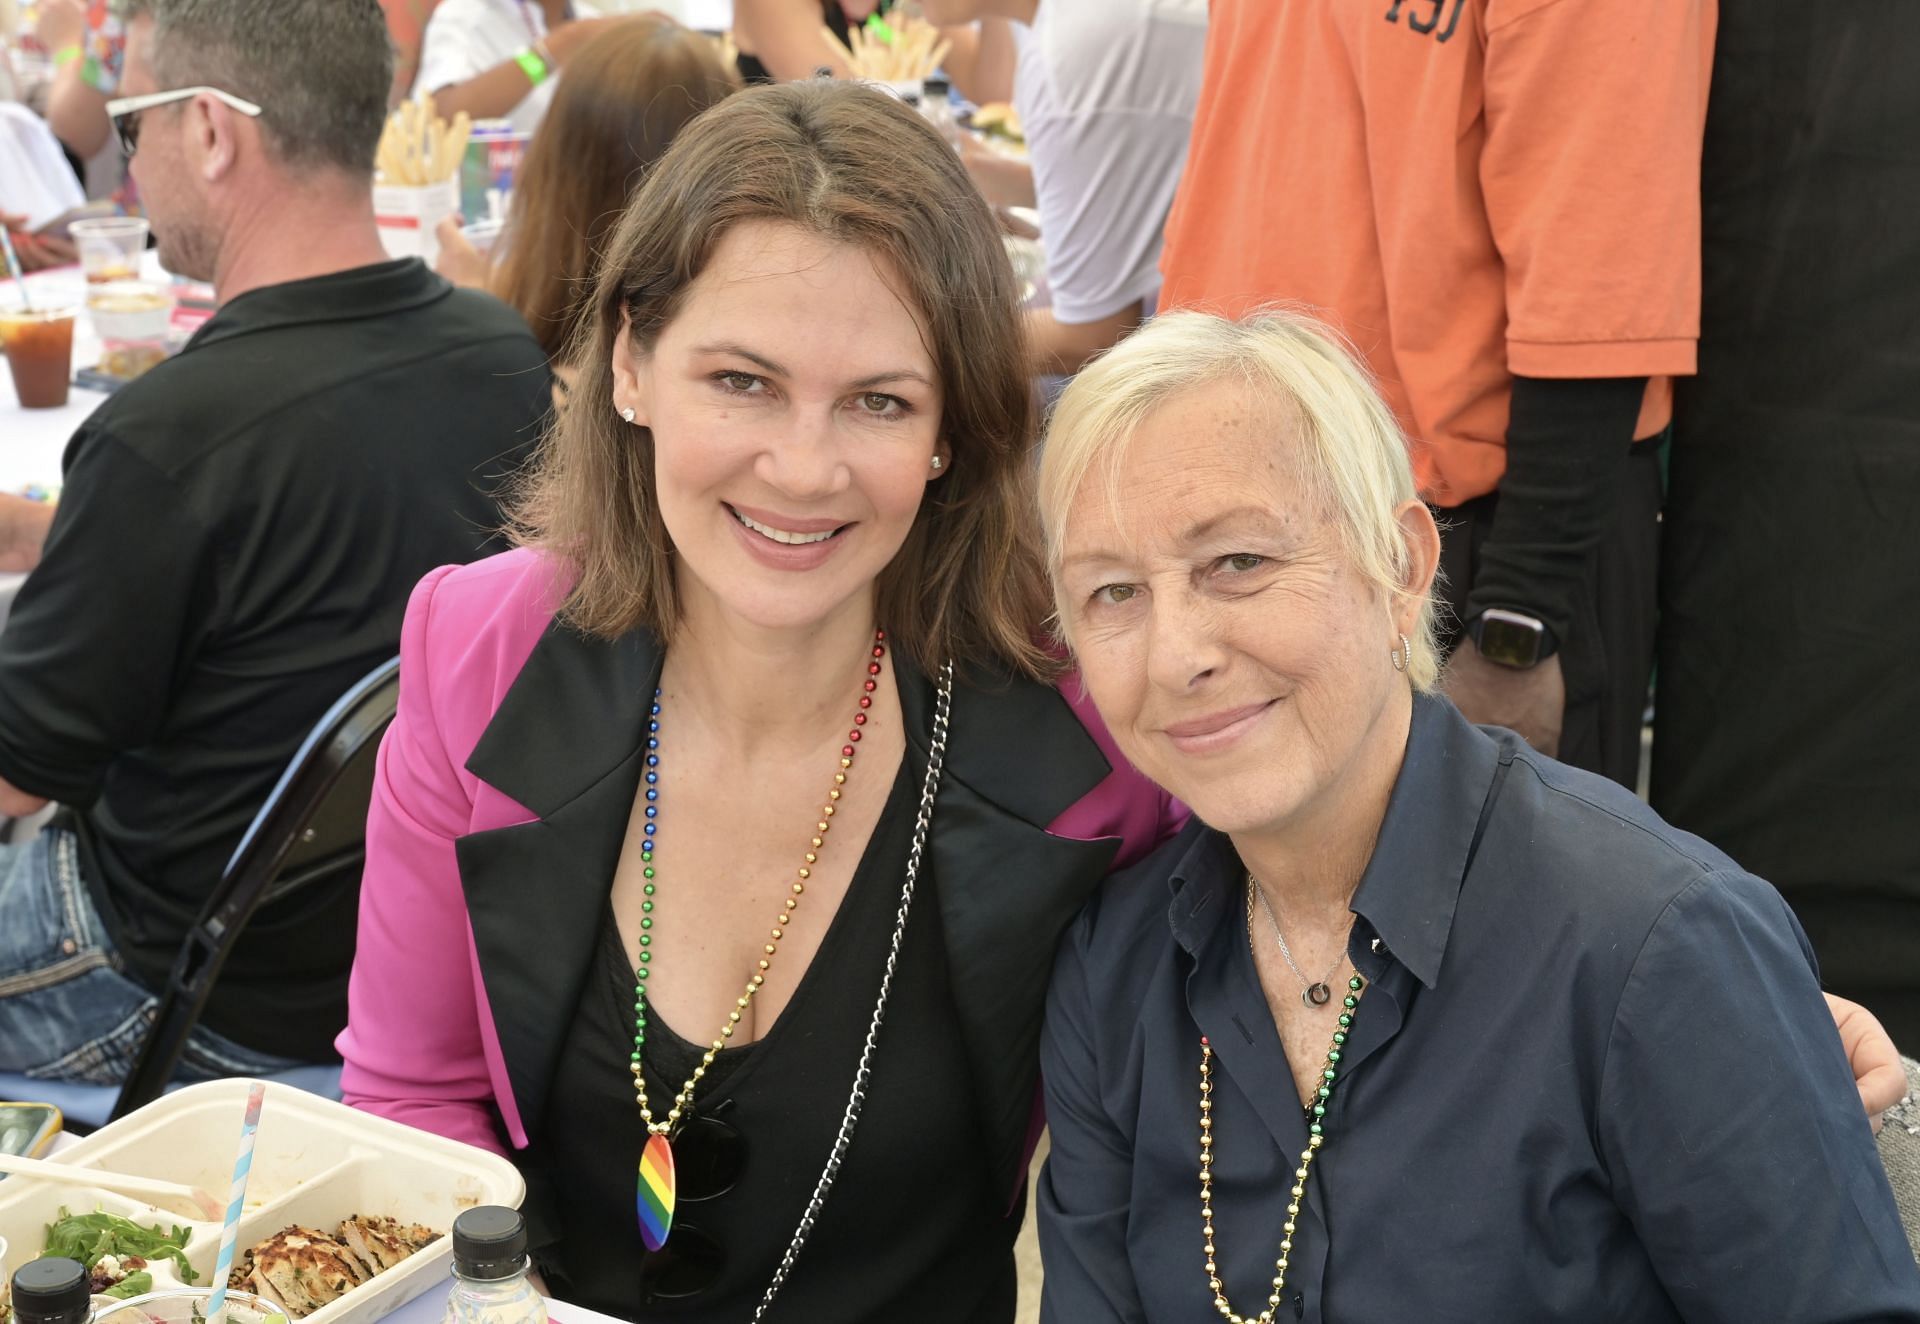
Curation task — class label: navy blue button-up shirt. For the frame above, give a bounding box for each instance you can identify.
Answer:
[1038,694,1920,1321]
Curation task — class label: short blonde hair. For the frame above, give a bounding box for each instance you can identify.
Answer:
[1037,308,1442,690]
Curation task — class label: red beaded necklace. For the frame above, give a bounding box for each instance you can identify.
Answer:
[631,629,889,1251]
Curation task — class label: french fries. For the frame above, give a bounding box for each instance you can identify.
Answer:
[375,101,472,187]
[820,15,952,84]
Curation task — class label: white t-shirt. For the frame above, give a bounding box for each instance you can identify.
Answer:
[414,0,561,136]
[1013,0,1208,325]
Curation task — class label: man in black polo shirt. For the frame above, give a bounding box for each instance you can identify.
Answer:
[0,0,550,1082]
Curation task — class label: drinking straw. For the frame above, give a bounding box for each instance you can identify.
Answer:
[0,226,33,311]
[205,1082,267,1324]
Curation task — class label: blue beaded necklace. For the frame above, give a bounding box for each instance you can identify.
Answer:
[629,632,889,1251]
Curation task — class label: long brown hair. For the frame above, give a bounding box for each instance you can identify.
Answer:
[493,15,736,361]
[512,80,1052,680]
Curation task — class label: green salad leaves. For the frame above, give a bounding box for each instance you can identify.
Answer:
[100,1273,154,1301]
[43,1207,200,1285]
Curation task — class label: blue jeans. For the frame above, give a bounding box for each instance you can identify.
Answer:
[0,829,302,1084]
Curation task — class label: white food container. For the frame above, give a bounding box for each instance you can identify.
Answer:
[374,179,461,264]
[0,1080,523,1324]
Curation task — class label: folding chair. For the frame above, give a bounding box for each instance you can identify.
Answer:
[0,656,401,1127]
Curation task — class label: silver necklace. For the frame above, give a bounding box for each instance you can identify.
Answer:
[752,660,952,1321]
[1247,873,1347,1008]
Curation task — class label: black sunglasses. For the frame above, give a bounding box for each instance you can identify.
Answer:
[113,109,146,158]
[638,1110,746,1303]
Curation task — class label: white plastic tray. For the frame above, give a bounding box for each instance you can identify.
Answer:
[0,1080,523,1324]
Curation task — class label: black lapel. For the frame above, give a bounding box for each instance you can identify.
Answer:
[456,621,663,1140]
[901,662,1124,1196]
[458,637,1123,1180]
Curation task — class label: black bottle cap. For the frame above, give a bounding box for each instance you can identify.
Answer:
[12,1258,91,1323]
[924,74,950,97]
[451,1206,527,1281]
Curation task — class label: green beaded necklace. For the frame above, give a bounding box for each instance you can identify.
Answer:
[630,631,888,1252]
[1197,880,1367,1324]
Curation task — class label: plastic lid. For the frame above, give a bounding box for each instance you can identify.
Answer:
[11,1258,91,1322]
[924,74,950,96]
[451,1206,527,1281]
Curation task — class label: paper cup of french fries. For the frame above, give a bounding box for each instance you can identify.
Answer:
[372,100,472,263]
[820,13,952,101]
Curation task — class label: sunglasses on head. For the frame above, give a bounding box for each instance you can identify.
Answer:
[104,86,263,157]
[638,1110,747,1303]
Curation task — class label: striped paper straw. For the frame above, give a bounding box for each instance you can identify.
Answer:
[205,1082,267,1324]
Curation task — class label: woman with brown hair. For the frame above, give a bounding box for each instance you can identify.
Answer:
[337,78,1176,1321]
[436,13,737,371]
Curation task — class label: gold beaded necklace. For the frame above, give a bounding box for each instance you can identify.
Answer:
[1197,880,1367,1323]
[632,629,889,1252]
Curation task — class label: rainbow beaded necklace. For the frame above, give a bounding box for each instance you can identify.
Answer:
[631,630,889,1252]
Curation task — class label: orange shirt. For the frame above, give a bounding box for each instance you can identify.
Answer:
[1159,0,1717,507]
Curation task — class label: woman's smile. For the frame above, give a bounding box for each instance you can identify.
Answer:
[1160,699,1279,755]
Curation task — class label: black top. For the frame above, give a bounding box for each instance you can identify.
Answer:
[0,258,550,1060]
[520,752,1019,1322]
[1038,694,1920,1322]
[735,1,887,83]
[1651,7,1920,1040]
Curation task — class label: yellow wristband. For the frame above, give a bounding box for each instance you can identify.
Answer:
[512,46,548,88]
[51,44,83,68]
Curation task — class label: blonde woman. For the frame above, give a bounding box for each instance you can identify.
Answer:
[1032,310,1920,1322]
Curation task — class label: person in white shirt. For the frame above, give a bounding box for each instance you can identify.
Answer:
[415,0,617,134]
[925,0,1206,376]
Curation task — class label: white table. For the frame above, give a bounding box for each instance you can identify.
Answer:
[2,264,120,629]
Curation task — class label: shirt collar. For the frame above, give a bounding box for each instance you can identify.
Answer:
[185,258,448,353]
[1165,692,1504,989]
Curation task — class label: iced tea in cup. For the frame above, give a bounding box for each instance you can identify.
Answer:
[69,217,151,285]
[92,1288,287,1324]
[0,305,78,408]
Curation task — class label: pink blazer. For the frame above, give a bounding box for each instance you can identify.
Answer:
[337,548,1183,1159]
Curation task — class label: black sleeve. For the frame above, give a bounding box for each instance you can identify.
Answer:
[0,425,218,804]
[1463,375,1649,644]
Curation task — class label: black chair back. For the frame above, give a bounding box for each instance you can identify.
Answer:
[109,656,402,1120]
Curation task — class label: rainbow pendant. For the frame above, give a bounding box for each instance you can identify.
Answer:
[637,1132,676,1250]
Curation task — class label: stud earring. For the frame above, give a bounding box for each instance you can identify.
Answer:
[930,455,944,471]
[620,407,636,423]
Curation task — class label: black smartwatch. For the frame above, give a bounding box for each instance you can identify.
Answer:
[1464,608,1560,670]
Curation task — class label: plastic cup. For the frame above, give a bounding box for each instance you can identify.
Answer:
[0,306,78,408]
[88,280,176,381]
[69,217,151,286]
[90,1288,287,1324]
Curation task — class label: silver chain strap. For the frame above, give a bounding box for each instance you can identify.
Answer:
[751,659,955,1321]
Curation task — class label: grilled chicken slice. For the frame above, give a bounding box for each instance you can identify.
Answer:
[337,1215,439,1274]
[248,1226,372,1317]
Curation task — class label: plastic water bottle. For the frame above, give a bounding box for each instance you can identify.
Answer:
[11,1259,93,1324]
[440,1208,545,1324]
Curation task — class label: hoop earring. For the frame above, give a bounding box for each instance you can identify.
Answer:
[1390,634,1410,672]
